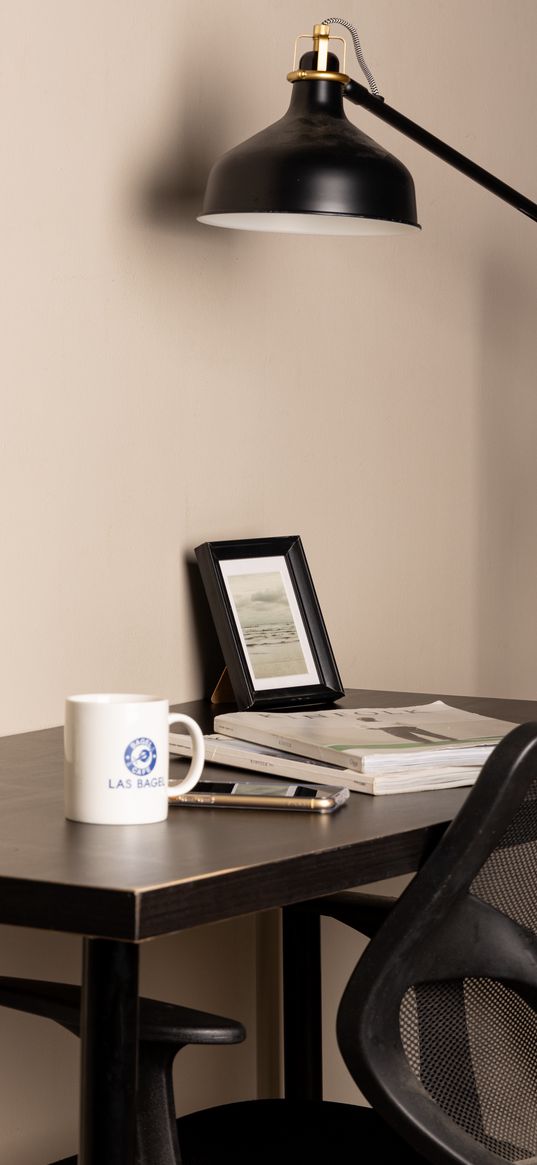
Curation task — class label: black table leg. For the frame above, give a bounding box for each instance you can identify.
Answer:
[282,906,322,1101]
[79,937,139,1165]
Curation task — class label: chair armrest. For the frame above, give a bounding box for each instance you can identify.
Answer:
[0,976,245,1045]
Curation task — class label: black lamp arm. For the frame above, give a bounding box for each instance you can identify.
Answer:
[344,78,537,222]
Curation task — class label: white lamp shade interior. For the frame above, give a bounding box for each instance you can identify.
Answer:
[197,212,419,236]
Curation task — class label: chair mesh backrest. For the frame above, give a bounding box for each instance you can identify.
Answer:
[399,773,537,1163]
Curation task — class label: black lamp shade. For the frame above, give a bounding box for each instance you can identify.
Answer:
[198,60,420,235]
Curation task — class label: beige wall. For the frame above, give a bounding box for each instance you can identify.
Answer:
[1,0,536,1157]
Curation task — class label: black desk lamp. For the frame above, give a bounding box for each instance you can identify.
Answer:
[197,17,537,234]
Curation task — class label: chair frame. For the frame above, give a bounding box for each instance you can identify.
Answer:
[336,721,537,1165]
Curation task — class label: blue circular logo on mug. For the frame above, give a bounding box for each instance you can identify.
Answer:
[124,738,157,777]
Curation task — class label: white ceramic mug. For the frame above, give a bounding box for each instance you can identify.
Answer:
[64,694,205,824]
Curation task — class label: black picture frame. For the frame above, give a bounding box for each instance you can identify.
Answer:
[195,536,344,710]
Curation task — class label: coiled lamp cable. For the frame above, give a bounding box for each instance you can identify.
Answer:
[321,15,382,96]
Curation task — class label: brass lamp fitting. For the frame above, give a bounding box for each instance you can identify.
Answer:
[287,22,349,84]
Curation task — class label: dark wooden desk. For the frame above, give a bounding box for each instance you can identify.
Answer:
[0,689,534,1164]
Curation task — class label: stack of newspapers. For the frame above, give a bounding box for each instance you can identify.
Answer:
[170,700,516,796]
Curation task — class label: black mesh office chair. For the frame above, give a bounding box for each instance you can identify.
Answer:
[175,721,537,1165]
[0,977,244,1165]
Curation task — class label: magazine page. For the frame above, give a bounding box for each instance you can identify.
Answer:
[214,701,517,773]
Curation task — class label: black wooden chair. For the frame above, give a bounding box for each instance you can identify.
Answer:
[0,977,244,1165]
[175,720,537,1164]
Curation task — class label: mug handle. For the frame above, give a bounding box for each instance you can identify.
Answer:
[168,714,205,798]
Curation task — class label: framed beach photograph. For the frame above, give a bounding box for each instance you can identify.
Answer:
[195,536,344,710]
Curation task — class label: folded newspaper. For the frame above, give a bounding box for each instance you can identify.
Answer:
[213,701,516,778]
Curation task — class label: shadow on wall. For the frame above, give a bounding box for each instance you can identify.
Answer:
[141,119,215,230]
[185,555,225,700]
[477,250,537,697]
[137,14,232,234]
